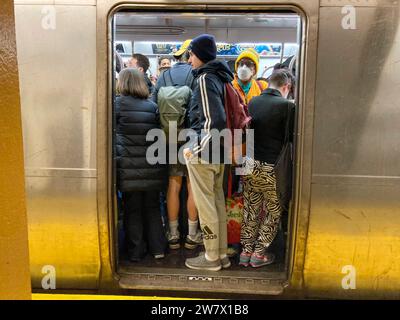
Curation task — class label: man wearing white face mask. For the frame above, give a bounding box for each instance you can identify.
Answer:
[232,48,268,104]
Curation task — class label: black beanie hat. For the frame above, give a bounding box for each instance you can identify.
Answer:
[189,34,217,63]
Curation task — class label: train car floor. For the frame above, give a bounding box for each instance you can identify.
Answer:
[117,227,287,294]
[118,244,285,278]
[117,243,286,294]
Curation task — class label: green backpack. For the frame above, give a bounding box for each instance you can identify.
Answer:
[157,70,192,140]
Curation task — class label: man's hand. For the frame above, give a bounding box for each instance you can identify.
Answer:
[183,148,193,160]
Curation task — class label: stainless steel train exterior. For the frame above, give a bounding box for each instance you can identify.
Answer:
[14,0,400,299]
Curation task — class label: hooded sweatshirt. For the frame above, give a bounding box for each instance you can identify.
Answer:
[187,60,234,163]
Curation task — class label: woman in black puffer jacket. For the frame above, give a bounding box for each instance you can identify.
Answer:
[116,68,167,261]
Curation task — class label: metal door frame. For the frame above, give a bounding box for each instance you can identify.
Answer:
[96,0,319,295]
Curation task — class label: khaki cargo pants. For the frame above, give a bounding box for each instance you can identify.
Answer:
[186,157,227,261]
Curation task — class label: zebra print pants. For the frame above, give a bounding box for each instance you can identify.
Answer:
[240,158,282,255]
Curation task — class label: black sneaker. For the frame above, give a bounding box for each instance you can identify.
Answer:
[128,252,145,262]
[168,234,181,250]
[184,232,203,249]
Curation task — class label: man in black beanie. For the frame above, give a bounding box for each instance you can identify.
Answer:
[183,34,233,271]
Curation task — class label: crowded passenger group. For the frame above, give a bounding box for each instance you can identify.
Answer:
[114,34,295,271]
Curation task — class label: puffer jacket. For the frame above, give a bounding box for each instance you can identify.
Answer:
[115,95,167,191]
[187,60,234,162]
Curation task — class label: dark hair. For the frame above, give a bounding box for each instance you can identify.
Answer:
[115,51,124,73]
[227,60,236,74]
[175,51,190,63]
[273,62,287,71]
[117,68,150,99]
[132,53,150,73]
[268,69,294,88]
[256,77,269,82]
[158,56,171,66]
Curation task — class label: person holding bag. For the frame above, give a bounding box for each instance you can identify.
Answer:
[239,69,295,268]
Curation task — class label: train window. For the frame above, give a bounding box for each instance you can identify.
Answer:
[111,9,301,296]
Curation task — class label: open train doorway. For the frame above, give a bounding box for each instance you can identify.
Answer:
[111,8,302,295]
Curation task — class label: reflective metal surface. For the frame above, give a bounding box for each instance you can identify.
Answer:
[15,4,100,289]
[0,0,31,300]
[14,0,96,5]
[308,2,400,298]
[12,0,318,296]
[97,0,320,295]
[15,0,400,298]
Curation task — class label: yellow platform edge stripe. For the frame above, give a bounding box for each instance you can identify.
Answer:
[32,293,195,300]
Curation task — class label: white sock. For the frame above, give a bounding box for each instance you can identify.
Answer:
[169,220,179,236]
[205,252,219,262]
[188,219,198,237]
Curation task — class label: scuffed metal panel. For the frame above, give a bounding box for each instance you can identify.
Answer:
[14,0,96,5]
[305,181,400,298]
[306,4,400,298]
[313,6,400,177]
[0,0,31,300]
[15,4,100,289]
[26,176,99,289]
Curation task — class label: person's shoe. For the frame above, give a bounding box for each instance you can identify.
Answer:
[184,232,203,249]
[227,246,239,258]
[129,256,142,263]
[239,252,252,267]
[198,252,231,269]
[185,254,222,271]
[129,253,144,263]
[250,252,275,268]
[154,253,165,259]
[221,255,231,269]
[128,250,146,262]
[167,233,180,250]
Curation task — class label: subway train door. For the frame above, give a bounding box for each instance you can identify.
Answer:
[109,5,303,296]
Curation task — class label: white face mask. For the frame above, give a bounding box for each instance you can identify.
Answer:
[237,66,253,81]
